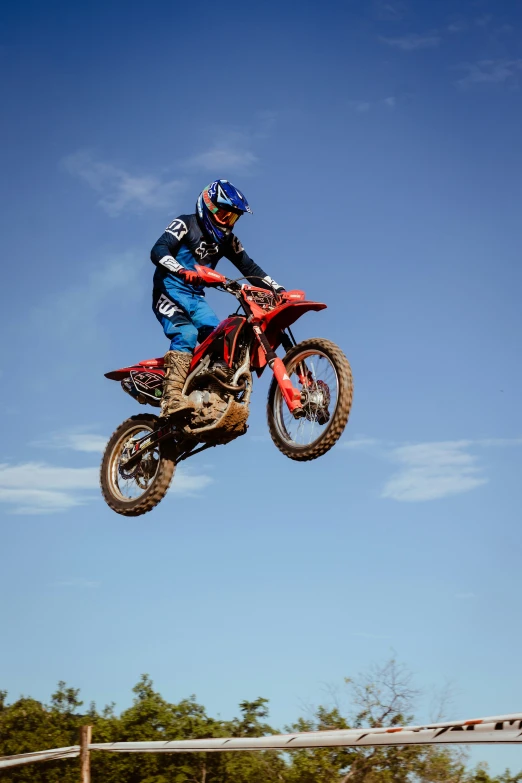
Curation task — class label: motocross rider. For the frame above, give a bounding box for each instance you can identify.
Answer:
[151,179,285,419]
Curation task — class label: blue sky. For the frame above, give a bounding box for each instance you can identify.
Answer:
[1,0,522,772]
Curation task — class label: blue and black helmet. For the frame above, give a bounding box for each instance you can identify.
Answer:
[196,180,253,244]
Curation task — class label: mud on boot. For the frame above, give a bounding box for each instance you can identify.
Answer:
[160,350,196,419]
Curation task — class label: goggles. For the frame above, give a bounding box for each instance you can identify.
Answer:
[203,188,241,227]
[213,208,240,227]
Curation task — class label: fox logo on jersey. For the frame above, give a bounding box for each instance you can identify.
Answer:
[195,241,220,261]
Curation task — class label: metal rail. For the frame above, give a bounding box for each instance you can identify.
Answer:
[2,713,522,770]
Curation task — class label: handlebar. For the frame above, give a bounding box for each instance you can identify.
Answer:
[194,264,249,296]
[193,264,302,310]
[222,279,243,294]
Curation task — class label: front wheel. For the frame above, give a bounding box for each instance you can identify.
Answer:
[100,414,175,516]
[267,338,353,461]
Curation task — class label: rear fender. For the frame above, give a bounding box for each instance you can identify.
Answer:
[105,358,164,381]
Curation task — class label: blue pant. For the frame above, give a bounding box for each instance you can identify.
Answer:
[152,286,220,354]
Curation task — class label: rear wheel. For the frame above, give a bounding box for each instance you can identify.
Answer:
[267,338,353,461]
[100,414,175,516]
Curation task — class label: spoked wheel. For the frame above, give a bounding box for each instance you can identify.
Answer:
[267,338,353,461]
[100,414,175,516]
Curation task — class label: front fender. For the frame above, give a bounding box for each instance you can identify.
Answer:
[261,301,327,350]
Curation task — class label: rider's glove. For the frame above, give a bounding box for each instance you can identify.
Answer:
[178,269,204,287]
[263,276,285,294]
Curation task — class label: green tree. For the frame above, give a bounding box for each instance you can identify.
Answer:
[285,658,471,783]
[0,685,87,783]
[0,666,520,783]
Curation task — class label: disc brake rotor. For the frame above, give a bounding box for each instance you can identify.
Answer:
[118,438,158,483]
[118,439,140,480]
[301,378,331,425]
[135,453,159,487]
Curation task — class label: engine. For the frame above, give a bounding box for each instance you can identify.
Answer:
[206,359,234,392]
[187,360,236,426]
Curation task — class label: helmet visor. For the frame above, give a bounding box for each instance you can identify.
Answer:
[213,208,241,227]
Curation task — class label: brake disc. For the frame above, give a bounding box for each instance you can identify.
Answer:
[301,379,331,425]
[118,439,144,480]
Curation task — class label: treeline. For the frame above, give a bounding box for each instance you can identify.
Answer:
[0,660,520,783]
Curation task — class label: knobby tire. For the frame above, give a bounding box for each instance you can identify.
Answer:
[100,414,175,517]
[267,338,353,461]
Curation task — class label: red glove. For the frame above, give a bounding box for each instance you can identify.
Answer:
[179,269,204,287]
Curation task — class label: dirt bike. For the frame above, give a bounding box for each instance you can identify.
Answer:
[100,264,353,516]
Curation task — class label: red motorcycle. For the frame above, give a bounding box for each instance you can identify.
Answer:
[100,265,353,516]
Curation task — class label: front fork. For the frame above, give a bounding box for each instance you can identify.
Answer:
[253,325,304,416]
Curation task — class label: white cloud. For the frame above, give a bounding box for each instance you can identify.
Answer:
[381,441,487,502]
[185,114,276,173]
[170,467,213,496]
[0,454,213,513]
[0,462,98,514]
[383,96,396,108]
[373,0,405,21]
[455,59,522,88]
[33,429,108,453]
[185,129,259,173]
[65,114,276,208]
[62,433,107,452]
[31,427,213,494]
[342,436,522,502]
[187,147,258,172]
[0,489,85,515]
[381,33,440,50]
[0,462,98,490]
[63,151,186,216]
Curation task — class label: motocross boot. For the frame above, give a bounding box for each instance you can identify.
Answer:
[160,350,195,419]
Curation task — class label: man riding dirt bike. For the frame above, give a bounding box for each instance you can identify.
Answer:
[100,180,353,516]
[151,180,285,420]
